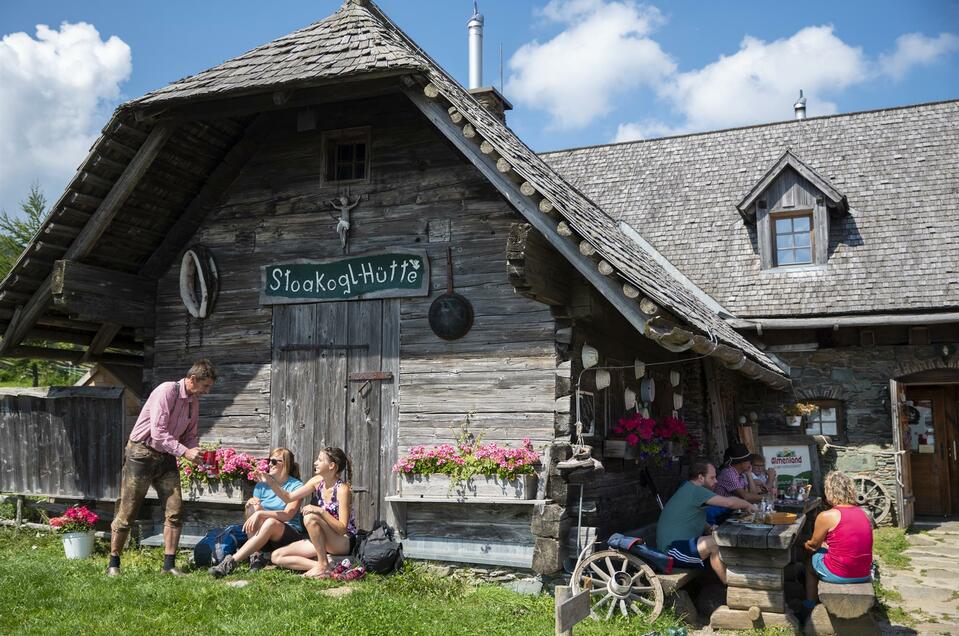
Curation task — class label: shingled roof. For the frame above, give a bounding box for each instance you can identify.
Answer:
[542,100,959,319]
[128,2,424,108]
[0,0,788,386]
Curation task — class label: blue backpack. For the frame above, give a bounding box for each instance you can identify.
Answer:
[193,524,247,567]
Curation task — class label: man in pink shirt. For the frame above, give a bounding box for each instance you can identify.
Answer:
[107,359,216,576]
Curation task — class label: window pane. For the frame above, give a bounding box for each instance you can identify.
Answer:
[355,143,366,160]
[336,165,352,180]
[778,249,795,265]
[337,144,353,162]
[775,218,792,233]
[805,423,820,436]
[355,163,366,179]
[793,216,811,232]
[778,234,794,248]
[819,408,837,423]
[795,248,811,263]
[794,232,811,247]
[822,420,838,436]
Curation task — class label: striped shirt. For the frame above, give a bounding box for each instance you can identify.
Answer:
[129,380,199,457]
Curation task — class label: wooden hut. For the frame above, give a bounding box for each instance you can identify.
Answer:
[0,0,790,572]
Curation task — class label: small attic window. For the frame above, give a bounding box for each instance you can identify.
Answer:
[322,127,370,183]
[773,212,813,266]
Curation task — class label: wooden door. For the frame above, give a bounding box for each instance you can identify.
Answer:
[905,386,950,516]
[947,386,959,514]
[890,380,915,527]
[271,300,399,531]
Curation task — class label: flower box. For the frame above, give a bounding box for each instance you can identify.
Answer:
[184,479,252,504]
[398,473,537,500]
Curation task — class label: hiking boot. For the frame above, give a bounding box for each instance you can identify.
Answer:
[209,555,236,578]
[161,567,186,577]
[105,566,121,577]
[248,552,268,572]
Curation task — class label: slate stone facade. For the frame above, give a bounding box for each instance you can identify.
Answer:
[739,346,959,524]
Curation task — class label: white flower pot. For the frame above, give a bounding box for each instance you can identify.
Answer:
[62,531,95,559]
[786,415,803,427]
[398,473,537,500]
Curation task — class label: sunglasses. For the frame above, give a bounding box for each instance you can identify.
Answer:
[268,458,284,466]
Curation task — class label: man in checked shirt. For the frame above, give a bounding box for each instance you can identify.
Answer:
[106,359,216,576]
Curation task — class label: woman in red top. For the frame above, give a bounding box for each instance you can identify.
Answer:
[804,471,874,608]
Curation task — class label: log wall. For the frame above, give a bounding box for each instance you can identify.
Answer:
[147,93,557,460]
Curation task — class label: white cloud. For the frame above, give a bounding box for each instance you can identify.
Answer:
[0,22,131,216]
[878,32,959,80]
[660,26,866,133]
[506,1,675,130]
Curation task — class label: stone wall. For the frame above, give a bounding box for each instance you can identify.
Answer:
[739,343,959,525]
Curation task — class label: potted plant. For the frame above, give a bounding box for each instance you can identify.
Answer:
[783,402,818,427]
[393,437,541,499]
[177,445,265,502]
[610,412,696,466]
[49,505,99,559]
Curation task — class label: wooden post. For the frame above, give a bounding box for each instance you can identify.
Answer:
[554,585,589,636]
[555,585,572,636]
[15,495,24,527]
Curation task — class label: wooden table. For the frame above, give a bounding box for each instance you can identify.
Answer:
[709,510,810,633]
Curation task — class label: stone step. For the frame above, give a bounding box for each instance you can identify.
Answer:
[890,584,955,602]
[885,573,957,591]
[903,547,955,559]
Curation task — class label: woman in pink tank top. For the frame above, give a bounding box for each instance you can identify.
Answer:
[803,471,874,608]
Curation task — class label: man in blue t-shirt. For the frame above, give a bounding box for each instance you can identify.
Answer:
[656,461,754,583]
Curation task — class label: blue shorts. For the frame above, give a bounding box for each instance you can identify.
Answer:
[811,548,872,584]
[666,538,705,569]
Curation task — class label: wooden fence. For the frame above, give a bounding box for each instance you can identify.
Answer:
[0,386,126,500]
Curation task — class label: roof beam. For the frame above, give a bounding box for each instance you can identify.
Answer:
[0,122,173,355]
[730,312,959,330]
[8,345,142,367]
[139,114,272,279]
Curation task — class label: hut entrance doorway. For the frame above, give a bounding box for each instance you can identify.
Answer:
[902,384,959,518]
[270,299,399,531]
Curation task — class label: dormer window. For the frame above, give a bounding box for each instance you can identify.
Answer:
[773,212,813,266]
[737,151,848,271]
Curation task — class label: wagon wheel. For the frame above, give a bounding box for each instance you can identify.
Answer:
[570,549,665,622]
[853,476,891,525]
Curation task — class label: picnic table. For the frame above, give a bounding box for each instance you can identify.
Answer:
[709,497,822,633]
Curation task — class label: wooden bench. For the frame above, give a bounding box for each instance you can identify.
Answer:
[625,523,706,623]
[805,582,878,636]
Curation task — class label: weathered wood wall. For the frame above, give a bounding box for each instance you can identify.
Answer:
[0,387,125,499]
[146,92,557,476]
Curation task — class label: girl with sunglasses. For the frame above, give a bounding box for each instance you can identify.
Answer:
[260,446,357,578]
[209,447,305,577]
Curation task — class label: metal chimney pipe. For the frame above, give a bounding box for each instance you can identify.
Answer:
[467,2,484,89]
[794,89,807,121]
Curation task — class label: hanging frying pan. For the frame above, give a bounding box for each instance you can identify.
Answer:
[428,247,474,340]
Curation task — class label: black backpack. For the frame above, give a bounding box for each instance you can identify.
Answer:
[193,524,247,567]
[356,521,403,574]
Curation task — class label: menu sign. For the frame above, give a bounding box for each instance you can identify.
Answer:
[762,444,814,490]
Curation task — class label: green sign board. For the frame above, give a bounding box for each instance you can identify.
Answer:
[260,250,430,305]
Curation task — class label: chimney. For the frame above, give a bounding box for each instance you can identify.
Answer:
[794,90,807,121]
[466,3,512,122]
[467,2,483,89]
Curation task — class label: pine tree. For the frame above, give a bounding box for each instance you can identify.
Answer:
[0,185,84,387]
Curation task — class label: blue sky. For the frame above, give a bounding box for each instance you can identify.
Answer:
[1,0,957,216]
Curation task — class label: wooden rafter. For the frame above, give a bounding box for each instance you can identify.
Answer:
[0,122,174,355]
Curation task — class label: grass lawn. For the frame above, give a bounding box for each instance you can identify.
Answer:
[873,527,911,570]
[0,527,686,636]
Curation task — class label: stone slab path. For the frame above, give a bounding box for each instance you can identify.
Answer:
[879,520,959,635]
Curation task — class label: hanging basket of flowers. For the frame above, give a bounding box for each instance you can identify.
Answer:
[609,412,696,467]
[783,402,818,427]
